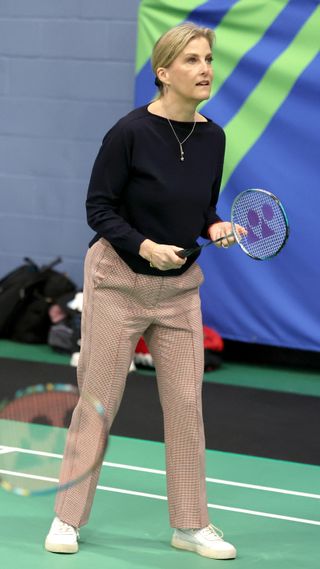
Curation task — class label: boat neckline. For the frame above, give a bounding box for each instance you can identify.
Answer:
[145,104,212,125]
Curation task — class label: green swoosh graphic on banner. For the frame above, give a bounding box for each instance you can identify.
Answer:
[136,0,202,73]
[199,0,290,109]
[136,0,290,84]
[221,6,320,191]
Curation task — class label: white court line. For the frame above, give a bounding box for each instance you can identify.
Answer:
[1,468,320,527]
[0,447,15,455]
[103,461,320,501]
[2,445,320,500]
[205,476,320,500]
[206,503,320,527]
[95,484,320,527]
[0,446,61,459]
[0,469,57,483]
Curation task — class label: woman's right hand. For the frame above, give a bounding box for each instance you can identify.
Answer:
[139,239,187,271]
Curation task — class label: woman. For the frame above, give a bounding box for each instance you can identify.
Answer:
[45,22,244,560]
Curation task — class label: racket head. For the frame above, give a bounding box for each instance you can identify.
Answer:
[231,189,289,260]
[0,383,108,497]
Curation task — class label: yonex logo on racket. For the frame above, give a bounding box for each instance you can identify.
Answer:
[246,203,275,244]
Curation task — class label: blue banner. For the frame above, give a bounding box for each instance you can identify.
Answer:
[135,0,320,351]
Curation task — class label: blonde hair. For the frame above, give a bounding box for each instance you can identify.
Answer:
[152,22,215,96]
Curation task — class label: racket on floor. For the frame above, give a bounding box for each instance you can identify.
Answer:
[177,189,289,260]
[0,383,108,497]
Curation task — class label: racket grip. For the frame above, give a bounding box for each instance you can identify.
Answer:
[176,247,199,259]
[177,232,235,259]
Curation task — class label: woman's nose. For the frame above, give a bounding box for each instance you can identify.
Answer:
[200,59,210,74]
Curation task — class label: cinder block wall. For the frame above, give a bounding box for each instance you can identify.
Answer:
[0,0,140,285]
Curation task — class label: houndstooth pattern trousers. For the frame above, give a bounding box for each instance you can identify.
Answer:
[55,238,210,530]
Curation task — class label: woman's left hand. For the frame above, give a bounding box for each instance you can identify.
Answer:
[207,221,247,248]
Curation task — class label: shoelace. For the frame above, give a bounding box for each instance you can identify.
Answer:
[200,523,224,541]
[55,519,78,536]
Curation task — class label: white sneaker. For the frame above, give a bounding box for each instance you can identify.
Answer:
[171,523,237,560]
[45,516,79,553]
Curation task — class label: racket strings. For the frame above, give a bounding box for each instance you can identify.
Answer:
[232,191,288,259]
[0,384,108,496]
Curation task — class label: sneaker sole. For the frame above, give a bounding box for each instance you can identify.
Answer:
[45,540,79,554]
[171,536,236,560]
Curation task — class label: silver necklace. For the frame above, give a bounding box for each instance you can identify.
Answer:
[166,117,197,162]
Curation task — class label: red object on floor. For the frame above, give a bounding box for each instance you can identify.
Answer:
[134,325,223,370]
[203,325,224,352]
[134,337,154,367]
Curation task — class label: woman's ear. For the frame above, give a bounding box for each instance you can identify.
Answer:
[157,67,170,87]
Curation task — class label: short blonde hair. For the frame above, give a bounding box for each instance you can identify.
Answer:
[152,22,215,95]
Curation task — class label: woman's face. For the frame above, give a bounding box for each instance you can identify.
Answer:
[159,36,214,103]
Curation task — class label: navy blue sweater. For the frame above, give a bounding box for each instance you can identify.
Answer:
[86,105,225,275]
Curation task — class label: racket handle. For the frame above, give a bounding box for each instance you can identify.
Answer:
[177,233,234,259]
[176,246,201,259]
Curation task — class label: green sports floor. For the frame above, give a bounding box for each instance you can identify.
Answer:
[1,340,320,568]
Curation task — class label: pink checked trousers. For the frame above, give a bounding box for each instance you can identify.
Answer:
[55,238,210,529]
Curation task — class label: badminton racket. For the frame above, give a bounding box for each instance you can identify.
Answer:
[177,189,289,260]
[0,383,108,497]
